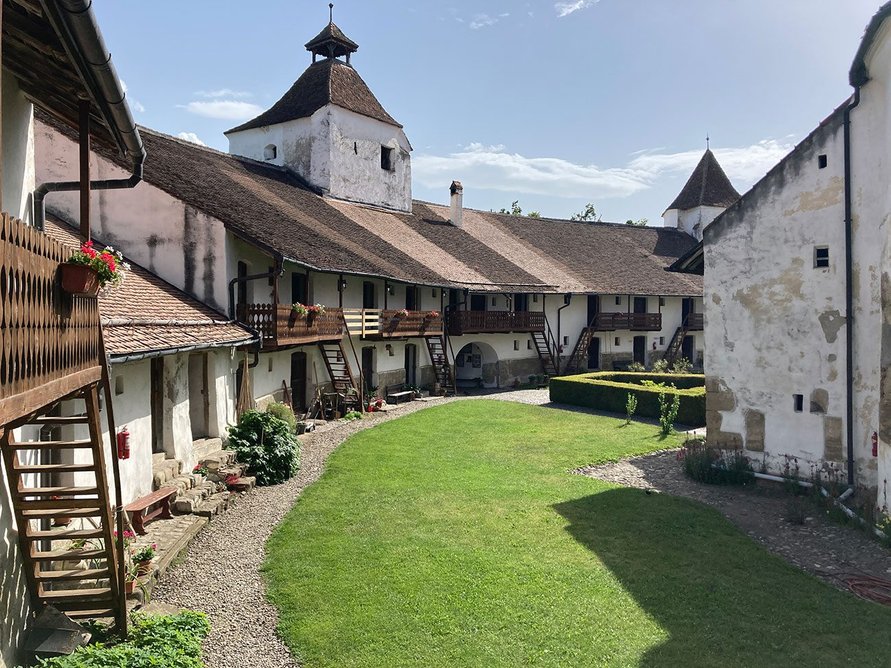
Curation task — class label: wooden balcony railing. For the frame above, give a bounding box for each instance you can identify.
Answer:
[590,312,662,331]
[0,213,103,426]
[685,313,704,331]
[365,310,444,339]
[447,310,545,336]
[238,304,344,348]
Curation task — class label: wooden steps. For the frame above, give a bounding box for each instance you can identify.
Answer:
[530,331,558,376]
[318,342,362,409]
[1,384,124,629]
[425,336,455,395]
[564,327,595,375]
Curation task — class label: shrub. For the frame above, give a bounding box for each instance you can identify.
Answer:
[36,611,209,667]
[624,392,637,425]
[680,440,753,485]
[549,372,705,426]
[265,401,297,432]
[658,386,680,436]
[227,410,300,486]
[626,362,646,372]
[671,357,693,374]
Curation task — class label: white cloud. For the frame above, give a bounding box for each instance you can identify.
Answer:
[555,0,599,18]
[413,139,795,201]
[469,13,500,29]
[131,100,146,113]
[179,100,263,121]
[195,88,252,99]
[176,132,207,147]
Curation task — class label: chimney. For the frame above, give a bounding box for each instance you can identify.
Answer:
[449,180,463,228]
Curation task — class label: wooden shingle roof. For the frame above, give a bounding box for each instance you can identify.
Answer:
[666,149,740,212]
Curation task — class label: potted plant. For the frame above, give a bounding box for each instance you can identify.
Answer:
[132,542,157,575]
[124,565,139,595]
[426,310,440,320]
[306,304,326,324]
[395,308,409,318]
[291,302,309,317]
[60,241,128,297]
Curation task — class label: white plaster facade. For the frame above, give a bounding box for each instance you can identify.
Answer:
[227,105,412,213]
[663,204,726,241]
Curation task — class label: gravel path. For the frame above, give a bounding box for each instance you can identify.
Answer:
[153,396,464,668]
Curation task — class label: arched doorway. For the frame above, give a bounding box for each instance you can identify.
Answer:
[455,342,499,389]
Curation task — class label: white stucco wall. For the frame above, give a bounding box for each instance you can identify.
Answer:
[702,111,855,482]
[35,121,231,312]
[1,74,35,225]
[228,105,412,212]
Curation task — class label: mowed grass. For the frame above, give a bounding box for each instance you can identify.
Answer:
[265,401,891,667]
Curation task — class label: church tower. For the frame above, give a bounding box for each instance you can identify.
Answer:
[662,149,740,240]
[225,12,412,212]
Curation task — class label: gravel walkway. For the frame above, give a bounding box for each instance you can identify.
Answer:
[153,396,463,668]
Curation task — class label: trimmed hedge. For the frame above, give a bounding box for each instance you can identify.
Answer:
[550,372,705,426]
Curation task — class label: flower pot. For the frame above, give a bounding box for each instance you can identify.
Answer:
[59,263,100,297]
[136,559,153,575]
[125,578,138,595]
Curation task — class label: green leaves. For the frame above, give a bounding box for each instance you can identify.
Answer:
[227,410,300,486]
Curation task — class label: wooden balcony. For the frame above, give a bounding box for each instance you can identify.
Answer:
[447,310,545,336]
[0,214,103,427]
[352,309,444,339]
[685,313,704,331]
[238,304,344,349]
[590,313,662,331]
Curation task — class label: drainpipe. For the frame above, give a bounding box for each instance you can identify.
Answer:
[227,264,282,319]
[843,87,861,488]
[556,293,572,366]
[34,0,146,230]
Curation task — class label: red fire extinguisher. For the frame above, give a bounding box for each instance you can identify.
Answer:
[117,426,130,460]
[872,431,878,457]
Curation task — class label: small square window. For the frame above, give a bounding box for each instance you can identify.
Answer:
[814,246,829,268]
[514,340,519,351]
[659,297,665,307]
[532,294,538,303]
[492,296,497,307]
[659,336,665,346]
[380,146,395,171]
[563,336,569,346]
[818,154,828,169]
[614,337,621,347]
[615,296,622,306]
[527,340,532,350]
[793,394,804,412]
[114,376,124,396]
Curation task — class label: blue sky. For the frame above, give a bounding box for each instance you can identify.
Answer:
[94,1,877,223]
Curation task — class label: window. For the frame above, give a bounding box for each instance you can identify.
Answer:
[614,337,621,347]
[563,336,569,346]
[514,340,519,351]
[263,144,277,161]
[527,340,532,350]
[615,296,622,306]
[818,154,828,169]
[659,336,665,346]
[532,294,538,303]
[380,145,395,171]
[659,297,665,307]
[114,376,124,396]
[793,394,804,413]
[405,286,418,311]
[492,296,497,307]
[814,246,830,268]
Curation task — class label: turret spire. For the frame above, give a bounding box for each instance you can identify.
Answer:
[305,9,359,64]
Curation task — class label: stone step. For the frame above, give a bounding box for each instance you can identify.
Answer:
[194,491,232,518]
[227,476,256,493]
[152,458,183,490]
[165,473,205,495]
[192,437,224,461]
[199,450,237,472]
[170,481,218,514]
[207,464,245,483]
[151,452,167,466]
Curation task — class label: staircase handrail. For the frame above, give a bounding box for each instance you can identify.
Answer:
[541,311,560,374]
[340,312,367,410]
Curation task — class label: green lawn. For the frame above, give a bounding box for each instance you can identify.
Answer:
[265,401,891,667]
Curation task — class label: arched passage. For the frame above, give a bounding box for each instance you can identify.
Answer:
[455,342,499,389]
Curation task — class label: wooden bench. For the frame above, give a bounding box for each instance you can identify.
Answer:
[125,487,177,535]
[385,384,414,405]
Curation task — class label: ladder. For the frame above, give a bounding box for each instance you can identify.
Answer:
[318,341,362,410]
[563,327,596,375]
[0,383,124,629]
[425,336,455,395]
[530,331,558,376]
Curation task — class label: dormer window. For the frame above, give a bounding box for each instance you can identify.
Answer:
[380,145,395,171]
[264,144,277,161]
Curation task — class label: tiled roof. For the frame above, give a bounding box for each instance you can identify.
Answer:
[666,149,740,212]
[40,114,703,298]
[45,217,255,358]
[304,22,359,55]
[225,58,400,133]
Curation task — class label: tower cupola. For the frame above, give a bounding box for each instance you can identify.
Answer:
[662,147,740,240]
[305,6,359,64]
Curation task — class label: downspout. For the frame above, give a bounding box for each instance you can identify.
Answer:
[35,0,146,230]
[227,265,282,319]
[843,87,861,488]
[556,293,572,364]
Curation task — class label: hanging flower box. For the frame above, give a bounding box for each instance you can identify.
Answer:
[59,263,101,297]
[60,241,128,297]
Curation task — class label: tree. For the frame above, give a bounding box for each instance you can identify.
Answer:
[570,203,601,222]
[498,200,541,218]
[625,218,648,226]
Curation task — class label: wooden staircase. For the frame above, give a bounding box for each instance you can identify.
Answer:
[425,336,455,395]
[318,341,362,410]
[530,331,558,376]
[663,318,692,366]
[563,327,596,375]
[0,384,124,628]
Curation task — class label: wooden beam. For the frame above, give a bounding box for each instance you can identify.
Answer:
[79,99,90,240]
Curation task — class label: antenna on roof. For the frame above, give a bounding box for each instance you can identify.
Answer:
[329,2,334,23]
[706,133,710,150]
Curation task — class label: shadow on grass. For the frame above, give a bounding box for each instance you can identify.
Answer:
[553,487,891,666]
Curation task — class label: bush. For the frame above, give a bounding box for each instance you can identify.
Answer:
[680,440,753,485]
[227,410,300,485]
[265,401,297,432]
[658,386,680,436]
[624,392,637,425]
[549,372,705,426]
[35,611,209,667]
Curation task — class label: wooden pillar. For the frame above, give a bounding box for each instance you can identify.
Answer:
[0,1,4,214]
[338,274,344,308]
[79,100,91,240]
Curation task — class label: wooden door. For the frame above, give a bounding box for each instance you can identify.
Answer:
[405,344,418,386]
[292,272,308,305]
[682,297,694,324]
[150,357,164,453]
[363,281,377,309]
[633,297,648,314]
[682,335,695,364]
[361,347,375,392]
[587,337,601,370]
[633,336,646,365]
[587,295,600,323]
[188,353,209,440]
